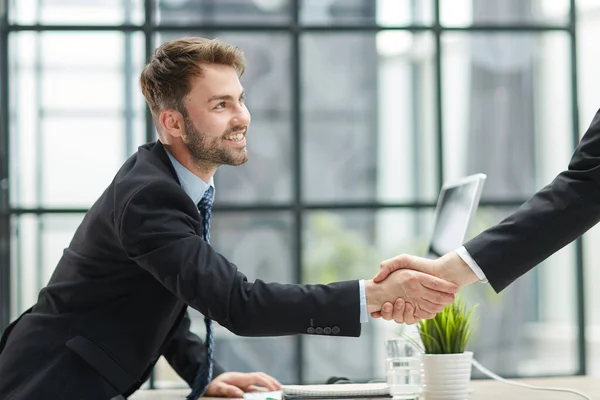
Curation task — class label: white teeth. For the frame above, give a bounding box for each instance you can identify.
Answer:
[226,133,244,141]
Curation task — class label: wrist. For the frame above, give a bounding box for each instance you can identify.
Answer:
[364,279,383,313]
[437,252,479,288]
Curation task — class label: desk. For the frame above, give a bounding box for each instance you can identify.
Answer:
[129,376,597,399]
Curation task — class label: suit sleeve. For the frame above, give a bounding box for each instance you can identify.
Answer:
[464,109,600,292]
[118,182,361,337]
[161,311,225,387]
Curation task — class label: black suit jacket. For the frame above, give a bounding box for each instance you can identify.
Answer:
[0,141,360,400]
[465,109,600,292]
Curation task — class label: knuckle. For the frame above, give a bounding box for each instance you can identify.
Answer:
[405,270,416,279]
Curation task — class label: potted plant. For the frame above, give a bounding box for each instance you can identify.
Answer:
[416,296,478,400]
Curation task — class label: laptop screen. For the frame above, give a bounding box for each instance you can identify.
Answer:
[425,174,486,259]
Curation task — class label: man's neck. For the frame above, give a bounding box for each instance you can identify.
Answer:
[162,142,216,183]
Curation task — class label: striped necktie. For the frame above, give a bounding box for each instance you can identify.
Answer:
[187,186,215,400]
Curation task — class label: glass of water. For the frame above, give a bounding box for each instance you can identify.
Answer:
[385,338,422,400]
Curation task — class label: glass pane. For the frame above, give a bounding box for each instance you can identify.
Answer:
[302,33,438,203]
[155,32,293,203]
[463,206,578,376]
[153,212,297,387]
[302,209,435,383]
[156,0,291,25]
[441,32,572,200]
[301,0,433,26]
[10,214,85,318]
[8,32,147,209]
[440,0,570,26]
[9,0,144,25]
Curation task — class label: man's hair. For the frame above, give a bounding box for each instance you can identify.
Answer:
[140,36,246,127]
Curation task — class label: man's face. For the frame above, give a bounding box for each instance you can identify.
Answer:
[180,64,251,168]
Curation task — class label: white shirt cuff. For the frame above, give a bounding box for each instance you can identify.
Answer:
[455,246,488,283]
[359,279,368,323]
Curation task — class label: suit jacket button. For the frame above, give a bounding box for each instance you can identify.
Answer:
[315,327,323,334]
[332,326,340,334]
[307,327,315,334]
[323,327,332,334]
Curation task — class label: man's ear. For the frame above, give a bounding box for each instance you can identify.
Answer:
[159,109,185,139]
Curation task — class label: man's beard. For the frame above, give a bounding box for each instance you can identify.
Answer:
[182,116,248,168]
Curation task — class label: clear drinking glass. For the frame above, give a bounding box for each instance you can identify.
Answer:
[385,338,423,400]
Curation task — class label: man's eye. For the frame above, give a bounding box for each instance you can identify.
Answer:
[215,102,226,109]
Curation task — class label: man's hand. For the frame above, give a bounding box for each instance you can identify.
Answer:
[374,252,479,287]
[372,252,479,323]
[205,371,282,398]
[364,268,458,324]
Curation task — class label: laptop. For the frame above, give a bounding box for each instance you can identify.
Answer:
[425,173,487,259]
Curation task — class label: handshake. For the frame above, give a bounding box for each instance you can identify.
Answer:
[366,251,481,324]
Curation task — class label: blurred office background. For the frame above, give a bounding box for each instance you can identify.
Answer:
[1,0,600,389]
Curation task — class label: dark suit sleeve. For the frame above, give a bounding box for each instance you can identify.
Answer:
[161,311,225,387]
[464,109,600,292]
[118,181,360,337]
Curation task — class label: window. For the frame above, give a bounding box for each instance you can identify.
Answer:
[0,0,592,388]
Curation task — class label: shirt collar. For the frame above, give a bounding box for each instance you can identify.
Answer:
[164,148,215,205]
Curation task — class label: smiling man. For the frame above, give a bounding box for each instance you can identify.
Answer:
[0,37,458,400]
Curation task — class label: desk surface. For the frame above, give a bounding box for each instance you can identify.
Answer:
[129,376,597,400]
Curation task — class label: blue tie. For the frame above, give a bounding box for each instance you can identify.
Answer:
[187,186,215,400]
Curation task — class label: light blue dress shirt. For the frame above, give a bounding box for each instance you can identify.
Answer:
[164,148,369,324]
[165,149,214,205]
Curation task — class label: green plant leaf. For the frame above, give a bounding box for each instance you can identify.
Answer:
[417,295,478,354]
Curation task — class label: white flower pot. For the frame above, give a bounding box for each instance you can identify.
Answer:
[421,351,473,400]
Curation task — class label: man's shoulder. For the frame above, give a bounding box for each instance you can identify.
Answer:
[112,141,184,210]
